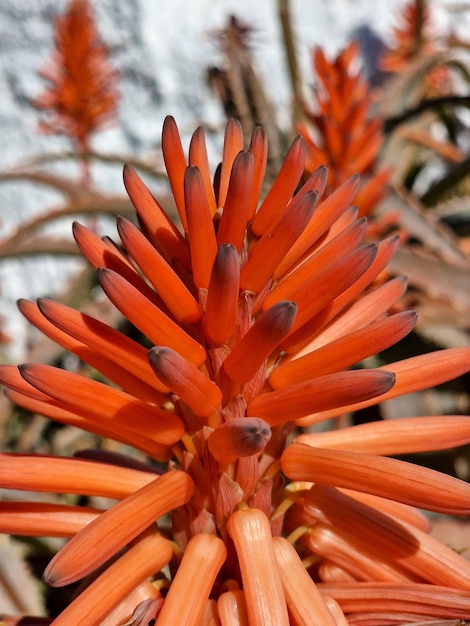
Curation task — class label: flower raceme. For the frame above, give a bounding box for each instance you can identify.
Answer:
[2,117,470,625]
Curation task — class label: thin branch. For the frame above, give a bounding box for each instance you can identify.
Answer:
[384,95,470,132]
[278,0,304,125]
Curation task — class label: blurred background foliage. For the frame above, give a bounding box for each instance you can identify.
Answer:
[1,0,470,616]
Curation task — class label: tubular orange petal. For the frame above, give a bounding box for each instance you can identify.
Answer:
[271,310,417,388]
[207,418,272,464]
[72,221,165,310]
[189,126,218,216]
[184,165,218,289]
[218,589,248,626]
[18,298,169,402]
[240,190,317,294]
[283,444,470,515]
[117,216,200,323]
[281,243,377,336]
[0,502,100,538]
[272,535,338,625]
[354,168,391,219]
[281,235,400,354]
[323,117,343,160]
[297,415,470,456]
[295,275,408,357]
[321,597,349,625]
[218,118,245,208]
[35,298,169,394]
[301,346,470,422]
[300,164,329,198]
[200,599,220,625]
[49,532,172,626]
[223,301,297,384]
[319,562,357,584]
[204,243,240,344]
[44,470,193,586]
[274,175,360,278]
[122,164,189,267]
[247,126,268,220]
[247,370,395,424]
[263,217,367,309]
[306,523,416,583]
[162,115,188,230]
[97,267,206,366]
[250,135,306,236]
[217,150,254,250]
[19,362,184,446]
[306,485,470,591]
[338,489,430,532]
[148,346,222,418]
[318,582,470,619]
[155,534,226,626]
[91,587,162,626]
[322,234,400,313]
[5,388,168,460]
[0,453,155,498]
[227,508,289,626]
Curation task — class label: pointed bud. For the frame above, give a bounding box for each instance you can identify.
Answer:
[184,166,218,289]
[204,243,240,344]
[251,135,306,236]
[218,118,244,207]
[162,115,188,230]
[148,346,221,418]
[217,150,254,250]
[248,370,396,425]
[240,191,317,294]
[223,301,297,384]
[207,418,272,463]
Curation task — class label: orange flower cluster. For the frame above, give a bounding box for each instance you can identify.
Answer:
[299,43,390,219]
[33,0,119,153]
[2,118,470,625]
[380,0,451,96]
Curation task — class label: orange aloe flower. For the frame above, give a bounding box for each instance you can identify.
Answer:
[33,0,119,155]
[2,117,470,624]
[298,43,390,219]
[380,0,452,96]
